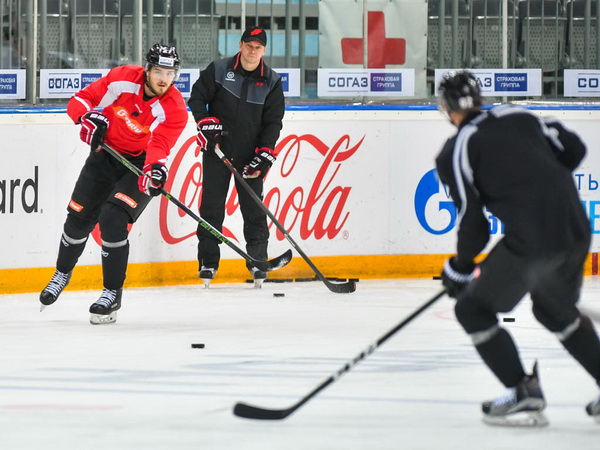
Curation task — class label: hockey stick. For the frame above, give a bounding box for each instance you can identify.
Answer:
[100,142,292,272]
[233,289,447,420]
[214,145,356,294]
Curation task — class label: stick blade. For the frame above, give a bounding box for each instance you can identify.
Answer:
[233,402,293,420]
[326,279,357,294]
[254,249,293,272]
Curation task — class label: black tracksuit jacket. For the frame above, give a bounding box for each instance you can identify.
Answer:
[188,52,285,168]
[435,104,590,271]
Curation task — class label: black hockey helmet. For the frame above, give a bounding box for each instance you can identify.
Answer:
[145,44,180,74]
[438,70,482,114]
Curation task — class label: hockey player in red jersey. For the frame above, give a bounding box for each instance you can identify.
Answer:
[40,44,188,324]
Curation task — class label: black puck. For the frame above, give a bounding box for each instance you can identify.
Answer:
[191,343,205,348]
[273,293,285,297]
[503,318,515,323]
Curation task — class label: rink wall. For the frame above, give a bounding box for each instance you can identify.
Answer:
[2,105,600,294]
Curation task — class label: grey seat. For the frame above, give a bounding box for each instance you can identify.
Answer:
[427,0,471,70]
[72,0,120,68]
[517,0,567,72]
[565,0,597,69]
[470,0,519,68]
[171,0,219,69]
[120,0,170,64]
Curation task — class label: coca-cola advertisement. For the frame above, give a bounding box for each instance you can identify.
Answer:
[2,110,600,282]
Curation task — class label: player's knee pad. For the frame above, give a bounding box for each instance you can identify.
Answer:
[532,304,579,334]
[455,297,497,334]
[63,214,95,241]
[98,203,130,243]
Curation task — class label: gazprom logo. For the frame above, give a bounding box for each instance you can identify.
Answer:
[414,169,505,235]
[414,169,456,235]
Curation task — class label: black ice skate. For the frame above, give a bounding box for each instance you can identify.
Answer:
[250,267,267,288]
[586,393,600,423]
[482,361,548,427]
[89,288,122,325]
[39,270,73,311]
[199,266,217,288]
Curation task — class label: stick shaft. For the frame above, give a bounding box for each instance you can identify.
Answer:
[215,146,355,293]
[233,289,447,420]
[101,142,291,271]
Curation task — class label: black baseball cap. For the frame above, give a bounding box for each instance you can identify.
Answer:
[241,26,267,47]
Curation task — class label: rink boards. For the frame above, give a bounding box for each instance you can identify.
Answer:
[2,106,600,293]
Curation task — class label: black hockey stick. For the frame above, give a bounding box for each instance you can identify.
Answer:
[214,145,356,294]
[101,142,292,272]
[233,289,447,420]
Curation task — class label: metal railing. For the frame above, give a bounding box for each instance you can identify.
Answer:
[1,0,599,103]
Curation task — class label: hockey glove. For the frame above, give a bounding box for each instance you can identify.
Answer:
[138,163,168,197]
[80,111,109,151]
[242,147,276,179]
[196,117,222,153]
[442,257,477,298]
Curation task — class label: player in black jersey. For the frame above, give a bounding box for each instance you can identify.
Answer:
[436,70,600,426]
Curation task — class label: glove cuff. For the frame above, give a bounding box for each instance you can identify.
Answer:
[256,147,276,164]
[444,258,475,284]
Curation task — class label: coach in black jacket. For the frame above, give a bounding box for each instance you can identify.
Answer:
[188,26,285,285]
[436,70,600,425]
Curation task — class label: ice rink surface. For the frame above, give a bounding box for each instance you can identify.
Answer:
[2,277,600,449]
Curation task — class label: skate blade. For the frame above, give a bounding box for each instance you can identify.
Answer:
[40,304,46,312]
[253,278,265,289]
[483,411,549,427]
[201,278,212,289]
[89,311,118,325]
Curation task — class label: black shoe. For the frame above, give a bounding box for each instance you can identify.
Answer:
[586,393,600,422]
[199,266,217,288]
[89,288,122,324]
[40,270,73,309]
[250,267,267,288]
[482,361,548,426]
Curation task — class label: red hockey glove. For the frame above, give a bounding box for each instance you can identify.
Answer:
[242,147,276,179]
[442,257,477,298]
[79,111,109,151]
[138,163,168,197]
[196,117,222,153]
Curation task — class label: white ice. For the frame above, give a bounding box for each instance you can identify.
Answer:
[1,278,600,449]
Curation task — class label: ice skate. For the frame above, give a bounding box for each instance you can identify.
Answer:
[586,393,600,423]
[199,266,217,288]
[89,288,122,325]
[482,361,548,427]
[250,267,267,288]
[39,270,73,311]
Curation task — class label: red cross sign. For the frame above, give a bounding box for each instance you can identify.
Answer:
[341,11,406,67]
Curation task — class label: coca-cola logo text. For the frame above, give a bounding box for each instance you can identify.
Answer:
[160,133,363,244]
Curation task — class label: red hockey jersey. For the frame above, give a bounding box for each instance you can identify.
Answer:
[67,65,189,165]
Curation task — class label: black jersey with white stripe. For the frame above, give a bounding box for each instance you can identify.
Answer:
[435,104,590,268]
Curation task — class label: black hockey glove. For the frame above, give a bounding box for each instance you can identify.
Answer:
[243,147,276,179]
[138,163,168,197]
[79,111,109,151]
[442,257,477,298]
[196,117,222,153]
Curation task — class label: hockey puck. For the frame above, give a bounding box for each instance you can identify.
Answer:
[191,343,205,349]
[503,318,515,323]
[273,293,285,297]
